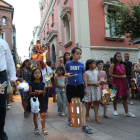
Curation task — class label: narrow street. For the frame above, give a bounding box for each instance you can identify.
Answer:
[5,95,140,140]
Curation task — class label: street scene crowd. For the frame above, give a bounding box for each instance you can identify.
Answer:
[1,34,140,139]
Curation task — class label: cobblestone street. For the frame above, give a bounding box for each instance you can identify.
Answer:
[5,95,140,140]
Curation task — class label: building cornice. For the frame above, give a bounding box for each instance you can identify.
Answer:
[0,6,14,19]
[102,0,123,5]
[60,7,71,21]
[90,46,138,51]
[38,0,55,36]
[47,29,57,42]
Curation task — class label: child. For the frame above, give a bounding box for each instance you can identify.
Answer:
[29,68,48,135]
[110,52,135,117]
[54,67,66,116]
[96,60,110,119]
[103,63,112,88]
[65,47,93,134]
[85,59,101,123]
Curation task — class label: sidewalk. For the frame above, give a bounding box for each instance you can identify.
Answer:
[5,95,140,140]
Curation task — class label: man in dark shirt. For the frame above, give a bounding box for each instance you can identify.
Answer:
[123,53,134,105]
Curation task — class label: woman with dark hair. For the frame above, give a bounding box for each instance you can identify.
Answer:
[110,52,135,117]
[63,52,70,65]
[17,59,32,117]
[35,59,52,111]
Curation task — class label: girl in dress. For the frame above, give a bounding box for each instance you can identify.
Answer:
[110,52,135,117]
[54,67,66,116]
[85,59,102,123]
[29,68,48,135]
[96,60,110,119]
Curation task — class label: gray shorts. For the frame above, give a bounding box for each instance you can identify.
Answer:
[125,77,131,89]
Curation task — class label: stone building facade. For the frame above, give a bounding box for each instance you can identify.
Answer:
[38,0,139,65]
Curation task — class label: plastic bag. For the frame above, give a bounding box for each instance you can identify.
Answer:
[30,97,40,114]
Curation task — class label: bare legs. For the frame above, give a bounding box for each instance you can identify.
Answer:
[113,96,128,114]
[122,97,128,114]
[6,95,10,105]
[93,101,100,120]
[40,113,45,129]
[127,89,131,102]
[86,102,92,120]
[33,114,38,129]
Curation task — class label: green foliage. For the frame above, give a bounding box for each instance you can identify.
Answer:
[106,1,140,44]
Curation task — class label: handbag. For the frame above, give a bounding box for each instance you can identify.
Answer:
[7,86,13,94]
[45,67,52,87]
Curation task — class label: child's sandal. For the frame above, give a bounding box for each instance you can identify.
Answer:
[95,119,102,124]
[68,118,73,127]
[82,125,93,134]
[42,128,48,135]
[34,128,40,135]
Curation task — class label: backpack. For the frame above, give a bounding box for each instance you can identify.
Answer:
[45,67,52,87]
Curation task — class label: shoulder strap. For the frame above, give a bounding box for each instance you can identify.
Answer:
[46,67,48,74]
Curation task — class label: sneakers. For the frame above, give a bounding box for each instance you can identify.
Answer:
[129,101,134,105]
[0,131,8,140]
[61,113,65,116]
[7,104,11,110]
[125,112,136,118]
[58,112,61,115]
[114,110,118,116]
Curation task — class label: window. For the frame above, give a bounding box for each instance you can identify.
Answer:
[0,32,5,40]
[2,18,6,25]
[102,0,125,41]
[108,10,116,37]
[65,19,70,43]
[60,7,72,47]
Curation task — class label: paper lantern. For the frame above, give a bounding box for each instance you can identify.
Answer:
[101,89,111,104]
[70,98,84,127]
[110,87,117,102]
[130,78,138,90]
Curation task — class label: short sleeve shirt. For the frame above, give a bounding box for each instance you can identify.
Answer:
[122,61,132,76]
[65,60,85,86]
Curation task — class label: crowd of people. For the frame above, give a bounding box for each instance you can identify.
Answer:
[1,42,140,139]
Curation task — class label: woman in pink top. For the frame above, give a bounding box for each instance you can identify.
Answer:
[96,60,110,119]
[110,52,135,117]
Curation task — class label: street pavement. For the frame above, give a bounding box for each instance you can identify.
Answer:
[5,95,140,140]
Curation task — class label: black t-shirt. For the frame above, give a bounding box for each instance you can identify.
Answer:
[122,61,132,76]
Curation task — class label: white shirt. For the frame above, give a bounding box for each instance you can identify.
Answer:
[0,38,17,81]
[41,66,52,87]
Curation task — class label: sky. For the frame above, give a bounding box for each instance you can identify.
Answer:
[5,0,40,61]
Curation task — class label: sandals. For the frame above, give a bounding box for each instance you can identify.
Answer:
[104,114,111,119]
[24,112,28,118]
[95,119,102,124]
[34,128,40,135]
[86,117,92,122]
[82,125,93,134]
[68,118,73,127]
[42,128,48,135]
